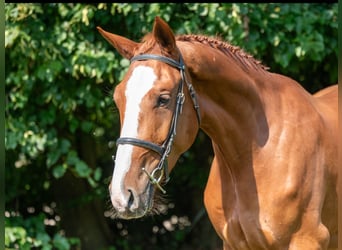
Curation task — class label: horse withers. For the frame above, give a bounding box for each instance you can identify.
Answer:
[98,17,338,249]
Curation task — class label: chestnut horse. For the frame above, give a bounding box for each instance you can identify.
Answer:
[98,17,338,249]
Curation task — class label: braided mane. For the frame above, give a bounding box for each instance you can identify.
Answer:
[176,34,269,71]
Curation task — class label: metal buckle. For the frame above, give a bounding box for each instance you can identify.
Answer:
[142,167,167,194]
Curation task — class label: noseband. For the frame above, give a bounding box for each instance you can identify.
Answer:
[115,52,201,194]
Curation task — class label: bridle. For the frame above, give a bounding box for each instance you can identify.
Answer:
[114,51,201,194]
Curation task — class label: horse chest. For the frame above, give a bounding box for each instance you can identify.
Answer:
[208,197,285,248]
[204,155,303,249]
[205,189,295,249]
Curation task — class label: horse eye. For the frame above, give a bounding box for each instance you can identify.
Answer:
[158,95,170,107]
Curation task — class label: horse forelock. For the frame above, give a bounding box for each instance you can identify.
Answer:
[139,33,157,52]
[136,33,179,59]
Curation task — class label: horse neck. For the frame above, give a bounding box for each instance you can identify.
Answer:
[180,42,270,174]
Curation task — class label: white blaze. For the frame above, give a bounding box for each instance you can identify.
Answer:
[111,66,156,201]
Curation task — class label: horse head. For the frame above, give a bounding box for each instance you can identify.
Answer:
[98,17,200,219]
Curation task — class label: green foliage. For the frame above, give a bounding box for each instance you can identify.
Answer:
[5,213,80,250]
[5,3,337,250]
[5,3,115,193]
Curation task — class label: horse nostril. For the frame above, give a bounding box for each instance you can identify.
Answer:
[127,189,135,209]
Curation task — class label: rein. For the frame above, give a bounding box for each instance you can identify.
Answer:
[115,52,201,194]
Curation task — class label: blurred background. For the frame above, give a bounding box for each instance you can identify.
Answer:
[5,3,338,250]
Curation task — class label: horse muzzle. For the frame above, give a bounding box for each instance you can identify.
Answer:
[109,181,154,219]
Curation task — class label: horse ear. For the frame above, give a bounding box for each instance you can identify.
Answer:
[97,26,138,59]
[152,16,176,52]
